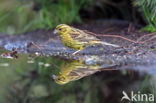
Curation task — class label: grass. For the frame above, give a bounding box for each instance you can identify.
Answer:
[0,0,93,34]
[134,0,156,32]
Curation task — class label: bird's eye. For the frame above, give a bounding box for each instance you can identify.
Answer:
[58,78,61,81]
[57,77,65,81]
[59,28,62,31]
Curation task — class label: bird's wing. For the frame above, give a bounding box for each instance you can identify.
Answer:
[70,28,99,43]
[68,68,99,82]
[70,28,120,47]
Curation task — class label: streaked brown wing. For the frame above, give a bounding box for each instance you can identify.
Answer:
[70,28,99,43]
[68,68,99,81]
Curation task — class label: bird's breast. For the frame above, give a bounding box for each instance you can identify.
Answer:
[60,34,84,50]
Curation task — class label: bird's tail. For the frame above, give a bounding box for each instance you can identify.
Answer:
[90,40,120,47]
[100,41,120,47]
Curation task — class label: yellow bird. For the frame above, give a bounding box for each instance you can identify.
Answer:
[53,24,119,54]
[52,60,100,85]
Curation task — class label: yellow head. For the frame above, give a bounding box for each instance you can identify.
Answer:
[54,24,72,35]
[52,74,69,85]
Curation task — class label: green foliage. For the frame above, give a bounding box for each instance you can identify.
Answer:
[134,76,156,103]
[134,0,156,32]
[141,25,156,32]
[0,0,92,34]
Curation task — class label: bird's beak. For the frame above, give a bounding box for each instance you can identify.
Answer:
[53,29,58,34]
[52,75,57,79]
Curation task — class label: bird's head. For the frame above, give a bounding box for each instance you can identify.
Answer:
[52,74,69,85]
[53,24,72,35]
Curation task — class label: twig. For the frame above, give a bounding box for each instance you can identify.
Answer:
[137,32,156,42]
[141,35,156,43]
[83,30,144,44]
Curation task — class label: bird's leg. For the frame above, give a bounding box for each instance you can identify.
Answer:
[72,50,81,55]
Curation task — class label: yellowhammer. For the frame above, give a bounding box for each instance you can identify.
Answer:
[52,60,100,85]
[53,24,119,54]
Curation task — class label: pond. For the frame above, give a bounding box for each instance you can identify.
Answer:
[0,46,156,102]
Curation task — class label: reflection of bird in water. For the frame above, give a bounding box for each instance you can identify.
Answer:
[52,60,101,85]
[53,24,119,54]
